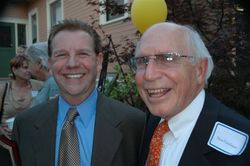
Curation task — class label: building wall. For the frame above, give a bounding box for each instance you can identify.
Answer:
[64,0,138,44]
[63,0,138,72]
[27,0,139,55]
[28,0,48,42]
[0,0,138,76]
[1,0,139,51]
[37,0,48,42]
[2,3,28,19]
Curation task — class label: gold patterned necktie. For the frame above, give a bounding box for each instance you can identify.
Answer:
[58,107,80,166]
[147,120,169,166]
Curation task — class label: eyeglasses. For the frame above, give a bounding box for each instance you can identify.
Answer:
[130,52,194,72]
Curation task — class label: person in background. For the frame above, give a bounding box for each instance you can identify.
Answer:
[0,55,43,166]
[26,42,51,81]
[16,45,27,56]
[26,42,60,106]
[12,19,145,166]
[0,55,43,139]
[130,22,250,166]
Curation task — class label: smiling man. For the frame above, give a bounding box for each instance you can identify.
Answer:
[12,19,145,166]
[131,22,250,166]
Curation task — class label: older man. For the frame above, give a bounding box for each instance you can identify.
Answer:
[130,22,250,166]
[26,42,59,106]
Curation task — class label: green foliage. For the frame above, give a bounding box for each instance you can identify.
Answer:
[102,64,143,108]
[91,0,250,117]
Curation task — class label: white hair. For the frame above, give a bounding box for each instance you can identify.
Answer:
[135,22,214,85]
[181,24,214,84]
[26,42,49,70]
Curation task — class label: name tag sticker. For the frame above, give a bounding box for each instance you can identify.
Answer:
[207,122,249,156]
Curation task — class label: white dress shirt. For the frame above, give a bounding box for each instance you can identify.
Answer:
[159,90,205,166]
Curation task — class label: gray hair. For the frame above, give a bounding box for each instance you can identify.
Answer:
[26,42,49,70]
[181,24,214,84]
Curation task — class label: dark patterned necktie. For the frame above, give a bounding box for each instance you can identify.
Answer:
[58,107,80,166]
[147,120,169,166]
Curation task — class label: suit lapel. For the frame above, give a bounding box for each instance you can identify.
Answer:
[179,93,219,165]
[139,93,220,166]
[32,98,58,166]
[91,95,123,166]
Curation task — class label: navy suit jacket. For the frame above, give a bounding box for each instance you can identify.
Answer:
[13,94,145,166]
[139,93,250,166]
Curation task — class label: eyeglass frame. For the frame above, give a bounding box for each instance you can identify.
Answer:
[129,52,195,73]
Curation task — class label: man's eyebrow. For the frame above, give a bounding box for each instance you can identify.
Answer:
[53,48,94,54]
[53,49,65,54]
[76,48,94,53]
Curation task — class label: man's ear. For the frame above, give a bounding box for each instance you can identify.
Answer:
[196,58,208,84]
[96,52,103,72]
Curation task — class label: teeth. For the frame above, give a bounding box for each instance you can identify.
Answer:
[147,88,170,97]
[147,89,165,93]
[66,74,82,78]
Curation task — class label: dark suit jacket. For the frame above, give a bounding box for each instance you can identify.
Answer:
[12,94,145,166]
[139,93,250,166]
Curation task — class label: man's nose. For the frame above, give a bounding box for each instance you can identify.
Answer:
[67,54,79,67]
[144,59,160,80]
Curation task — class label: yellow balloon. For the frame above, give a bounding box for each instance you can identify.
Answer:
[131,0,168,33]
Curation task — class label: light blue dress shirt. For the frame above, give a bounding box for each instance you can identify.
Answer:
[55,89,97,166]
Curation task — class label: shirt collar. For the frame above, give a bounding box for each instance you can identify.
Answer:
[167,89,205,139]
[58,89,98,127]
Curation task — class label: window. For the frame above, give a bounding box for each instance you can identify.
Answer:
[100,0,129,25]
[50,0,62,26]
[28,8,38,44]
[47,0,63,33]
[106,0,124,21]
[17,24,26,46]
[0,25,11,47]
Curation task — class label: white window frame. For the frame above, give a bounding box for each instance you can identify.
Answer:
[28,8,39,45]
[46,0,64,37]
[99,0,129,25]
[0,17,28,51]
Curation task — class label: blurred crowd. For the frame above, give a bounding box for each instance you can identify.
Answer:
[0,42,59,139]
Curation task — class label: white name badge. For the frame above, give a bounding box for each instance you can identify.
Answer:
[207,122,249,156]
[31,90,39,97]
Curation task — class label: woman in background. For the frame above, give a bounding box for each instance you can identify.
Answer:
[0,55,43,139]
